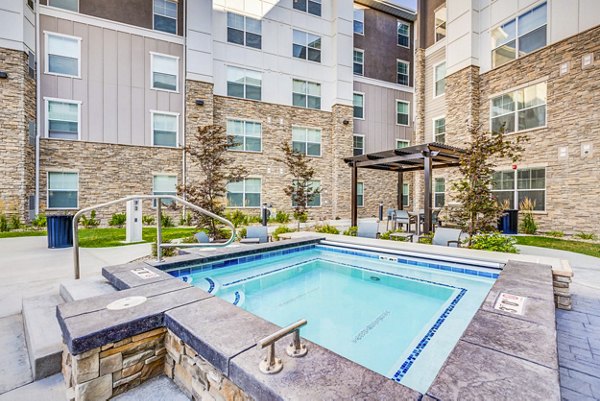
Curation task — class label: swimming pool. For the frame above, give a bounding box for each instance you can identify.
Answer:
[166,244,497,393]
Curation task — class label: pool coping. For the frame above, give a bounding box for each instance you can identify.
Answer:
[57,237,560,400]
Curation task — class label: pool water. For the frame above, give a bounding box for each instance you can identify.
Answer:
[176,245,495,393]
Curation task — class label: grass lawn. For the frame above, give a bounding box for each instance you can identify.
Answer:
[0,227,198,248]
[515,235,600,258]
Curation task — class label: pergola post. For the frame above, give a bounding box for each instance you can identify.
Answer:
[423,153,433,234]
[351,162,358,227]
[397,170,404,210]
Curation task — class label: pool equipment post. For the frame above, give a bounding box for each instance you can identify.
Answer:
[257,319,308,374]
[261,203,271,226]
[156,200,162,262]
[125,199,143,243]
[378,201,383,221]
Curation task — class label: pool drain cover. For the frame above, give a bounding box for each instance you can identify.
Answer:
[106,296,147,310]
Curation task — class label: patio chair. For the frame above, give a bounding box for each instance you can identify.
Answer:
[194,232,211,243]
[421,227,463,247]
[395,210,415,232]
[386,208,395,231]
[240,226,270,244]
[357,222,380,239]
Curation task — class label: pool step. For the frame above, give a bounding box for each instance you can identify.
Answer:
[59,275,117,302]
[22,294,64,381]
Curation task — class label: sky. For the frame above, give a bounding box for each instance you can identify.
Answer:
[390,0,417,11]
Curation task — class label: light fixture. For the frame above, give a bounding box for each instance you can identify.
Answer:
[342,119,349,125]
[195,99,204,106]
[0,71,8,79]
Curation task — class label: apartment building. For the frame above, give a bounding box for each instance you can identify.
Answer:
[0,0,415,222]
[415,0,600,234]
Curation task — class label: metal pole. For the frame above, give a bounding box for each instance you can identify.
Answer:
[423,154,433,234]
[73,217,80,279]
[397,170,404,210]
[156,199,162,262]
[351,163,358,227]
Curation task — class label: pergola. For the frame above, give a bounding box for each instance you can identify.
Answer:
[344,142,466,234]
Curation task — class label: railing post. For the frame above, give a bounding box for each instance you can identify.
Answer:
[73,216,80,279]
[156,199,162,262]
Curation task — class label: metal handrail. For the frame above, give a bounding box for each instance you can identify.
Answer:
[72,195,236,279]
[257,319,308,374]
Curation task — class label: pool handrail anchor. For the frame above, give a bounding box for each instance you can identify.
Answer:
[257,319,308,374]
[72,194,236,280]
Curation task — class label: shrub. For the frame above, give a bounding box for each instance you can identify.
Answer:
[574,232,598,241]
[273,225,294,241]
[545,230,564,238]
[294,211,308,223]
[161,213,175,228]
[109,213,127,228]
[218,228,232,240]
[32,213,47,228]
[179,212,193,227]
[274,211,291,224]
[237,227,247,240]
[142,215,155,226]
[151,242,177,257]
[9,214,22,230]
[380,230,408,241]
[0,214,9,232]
[181,235,198,244]
[248,215,262,224]
[418,232,434,244]
[343,226,357,236]
[315,224,339,235]
[80,210,100,228]
[225,210,248,228]
[469,232,518,253]
[519,198,537,234]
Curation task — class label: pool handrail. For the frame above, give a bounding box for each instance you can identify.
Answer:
[257,319,308,374]
[72,194,236,279]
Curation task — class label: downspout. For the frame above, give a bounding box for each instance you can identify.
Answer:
[34,0,41,215]
[181,0,187,216]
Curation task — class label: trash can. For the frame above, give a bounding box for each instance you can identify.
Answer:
[498,209,519,234]
[47,215,74,248]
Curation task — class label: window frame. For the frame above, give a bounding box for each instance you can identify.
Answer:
[353,134,365,156]
[433,61,446,98]
[397,21,410,48]
[152,174,178,208]
[434,177,445,208]
[353,49,364,76]
[353,6,365,35]
[150,110,180,148]
[44,31,81,79]
[292,179,321,208]
[150,52,180,93]
[226,12,262,50]
[226,177,262,208]
[491,167,547,211]
[353,92,365,120]
[432,116,446,143]
[48,0,79,12]
[45,97,81,141]
[152,0,178,35]
[227,66,262,101]
[395,100,410,127]
[292,0,322,17]
[396,59,409,86]
[396,139,410,149]
[357,181,365,208]
[489,81,547,134]
[292,29,322,63]
[46,171,79,210]
[402,182,410,207]
[292,79,321,110]
[226,118,263,153]
[291,126,322,157]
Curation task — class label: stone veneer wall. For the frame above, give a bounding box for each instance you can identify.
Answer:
[0,48,36,221]
[356,169,414,219]
[62,328,167,401]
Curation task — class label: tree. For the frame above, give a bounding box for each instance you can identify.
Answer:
[273,143,321,230]
[448,125,526,246]
[179,125,246,238]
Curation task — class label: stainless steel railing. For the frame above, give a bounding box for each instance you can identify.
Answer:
[257,319,308,374]
[72,195,235,279]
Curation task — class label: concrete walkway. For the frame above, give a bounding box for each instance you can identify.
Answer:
[518,245,600,401]
[0,236,151,318]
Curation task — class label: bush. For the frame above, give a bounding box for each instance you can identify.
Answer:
[161,213,175,228]
[0,214,9,232]
[294,211,308,223]
[9,214,22,230]
[343,226,357,236]
[179,212,193,227]
[519,198,537,234]
[81,210,100,228]
[545,230,564,238]
[380,230,409,241]
[108,213,127,228]
[151,242,177,258]
[237,227,247,240]
[32,213,47,228]
[418,232,434,244]
[248,215,262,224]
[573,232,598,241]
[315,224,340,235]
[273,225,294,241]
[142,215,155,226]
[273,211,290,224]
[469,232,518,253]
[225,210,248,228]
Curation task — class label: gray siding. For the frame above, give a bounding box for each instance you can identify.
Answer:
[353,81,413,153]
[424,46,446,142]
[39,15,184,146]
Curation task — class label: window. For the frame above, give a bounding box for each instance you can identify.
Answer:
[353,93,364,119]
[47,172,78,209]
[293,79,321,109]
[434,6,446,42]
[396,139,410,149]
[227,12,261,49]
[48,0,78,12]
[293,0,321,17]
[357,182,364,207]
[292,127,321,157]
[293,30,321,63]
[227,120,261,152]
[353,6,365,35]
[227,66,262,101]
[353,50,364,76]
[491,82,546,133]
[292,180,321,207]
[396,100,409,126]
[151,53,178,92]
[152,112,178,147]
[46,99,80,140]
[153,0,177,34]
[492,3,547,68]
[152,175,177,207]
[402,183,409,206]
[434,62,446,97]
[434,178,445,208]
[397,21,410,47]
[227,178,262,208]
[397,60,409,86]
[45,33,80,78]
[353,135,364,156]
[433,117,445,143]
[491,168,545,211]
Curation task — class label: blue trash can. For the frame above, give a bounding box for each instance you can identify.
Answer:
[498,209,518,234]
[47,215,74,248]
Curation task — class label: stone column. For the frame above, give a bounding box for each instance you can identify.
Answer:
[330,104,353,219]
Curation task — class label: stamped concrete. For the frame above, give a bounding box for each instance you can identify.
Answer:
[0,314,32,395]
[0,373,65,401]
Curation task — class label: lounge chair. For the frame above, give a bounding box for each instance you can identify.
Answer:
[422,227,463,247]
[240,226,270,244]
[194,232,210,243]
[357,222,380,239]
[395,210,415,232]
